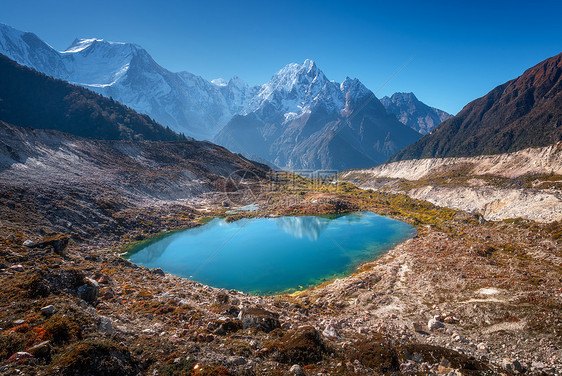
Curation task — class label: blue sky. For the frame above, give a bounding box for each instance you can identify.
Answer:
[2,0,561,114]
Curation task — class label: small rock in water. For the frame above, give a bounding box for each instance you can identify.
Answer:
[41,305,55,317]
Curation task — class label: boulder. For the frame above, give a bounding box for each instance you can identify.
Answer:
[23,234,70,254]
[477,342,489,352]
[99,316,113,333]
[41,305,55,317]
[428,318,444,331]
[27,341,51,359]
[238,307,280,332]
[7,352,34,364]
[322,324,340,338]
[502,358,524,374]
[289,364,305,375]
[77,277,99,302]
[151,268,165,276]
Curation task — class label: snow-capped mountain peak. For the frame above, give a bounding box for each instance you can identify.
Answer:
[244,59,336,119]
[62,38,131,53]
[340,76,373,105]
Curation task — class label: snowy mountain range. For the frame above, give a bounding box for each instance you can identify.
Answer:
[0,23,451,169]
[0,23,254,140]
[214,60,422,170]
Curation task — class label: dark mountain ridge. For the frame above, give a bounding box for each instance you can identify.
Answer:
[0,53,184,141]
[391,53,562,161]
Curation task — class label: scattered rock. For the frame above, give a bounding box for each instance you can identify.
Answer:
[444,315,458,324]
[502,358,524,374]
[27,341,51,359]
[227,356,247,366]
[452,333,467,343]
[477,342,489,352]
[223,305,240,317]
[99,316,113,333]
[41,305,55,317]
[428,318,445,331]
[7,352,34,364]
[23,235,70,254]
[322,324,340,338]
[10,264,23,271]
[268,326,327,365]
[97,275,111,284]
[47,341,139,375]
[413,322,425,333]
[13,319,25,326]
[212,320,242,336]
[289,364,305,375]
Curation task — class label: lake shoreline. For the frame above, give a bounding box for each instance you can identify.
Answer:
[123,211,417,296]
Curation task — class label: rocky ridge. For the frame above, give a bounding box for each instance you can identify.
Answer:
[340,143,562,222]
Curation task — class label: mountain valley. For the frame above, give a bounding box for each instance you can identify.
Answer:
[0,18,561,376]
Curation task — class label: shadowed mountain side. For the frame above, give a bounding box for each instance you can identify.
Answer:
[0,54,184,141]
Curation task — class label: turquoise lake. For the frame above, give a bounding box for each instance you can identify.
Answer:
[126,212,416,295]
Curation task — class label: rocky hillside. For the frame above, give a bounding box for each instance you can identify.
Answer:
[340,143,562,222]
[214,61,421,171]
[380,92,452,135]
[0,121,269,237]
[343,143,562,181]
[391,52,562,161]
[0,54,184,141]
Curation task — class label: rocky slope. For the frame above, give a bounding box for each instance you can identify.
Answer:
[0,121,269,237]
[391,52,562,161]
[380,92,452,135]
[214,60,422,171]
[1,181,561,375]
[0,54,183,141]
[340,143,562,222]
[344,143,562,180]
